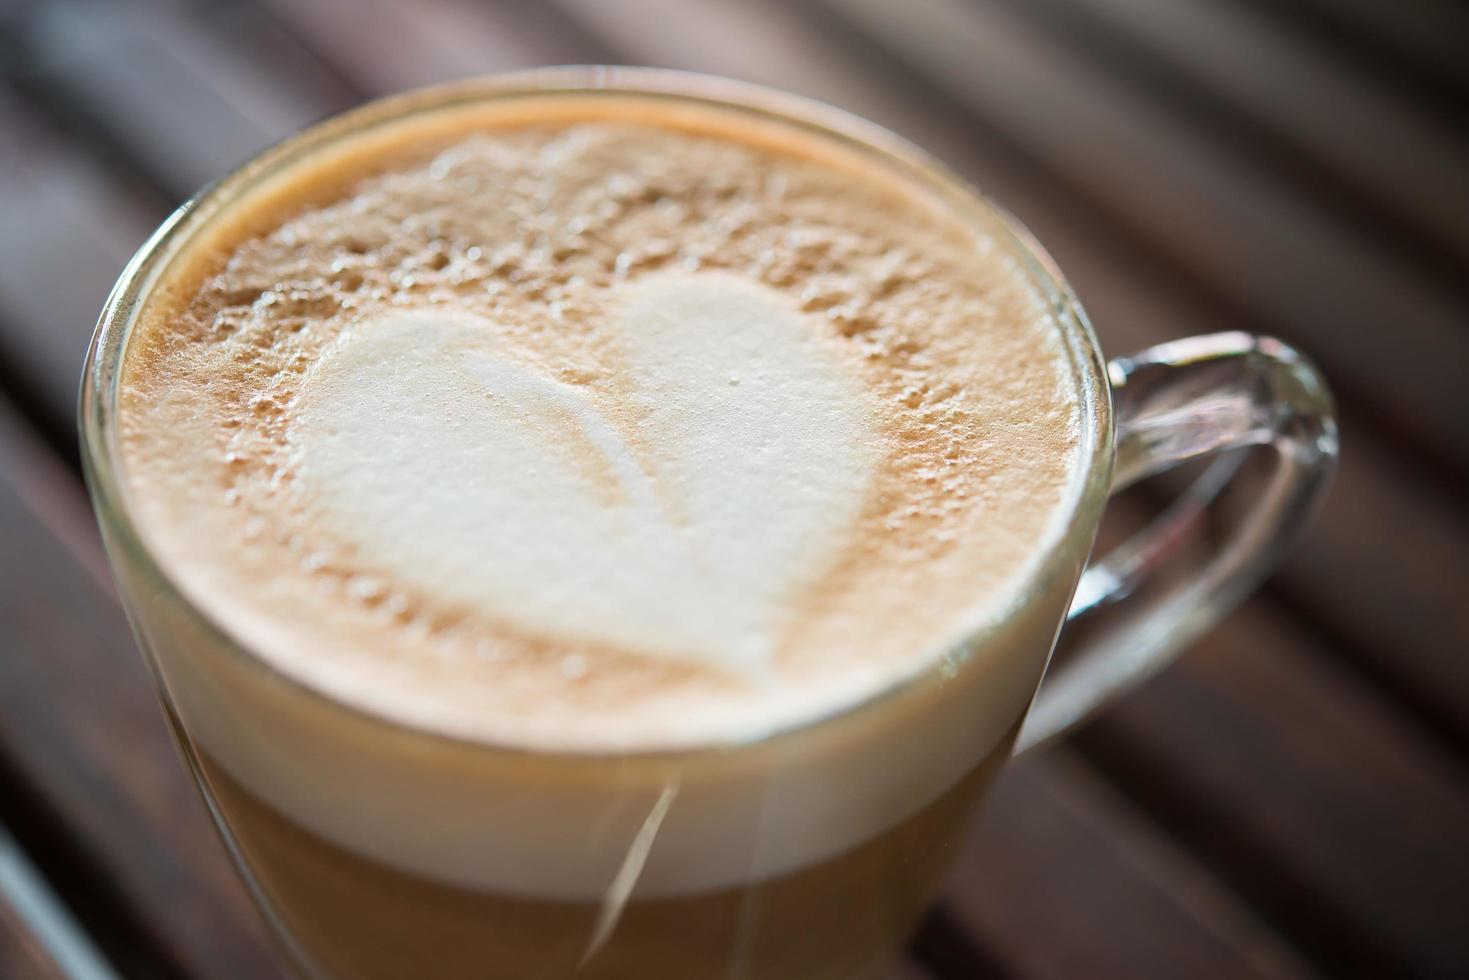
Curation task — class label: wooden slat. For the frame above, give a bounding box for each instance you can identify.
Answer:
[261,0,557,91]
[956,751,1316,980]
[0,925,66,980]
[11,0,351,201]
[0,824,121,980]
[1077,597,1469,979]
[887,958,943,980]
[0,89,162,437]
[1256,0,1469,112]
[906,910,1008,980]
[820,0,1469,486]
[1271,445,1469,751]
[1036,0,1469,275]
[186,0,362,114]
[0,869,68,980]
[0,398,278,979]
[549,0,918,116]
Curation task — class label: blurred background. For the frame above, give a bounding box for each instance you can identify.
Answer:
[0,1,1465,978]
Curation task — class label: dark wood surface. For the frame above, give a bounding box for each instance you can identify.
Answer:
[0,830,70,980]
[0,906,67,980]
[0,0,1464,977]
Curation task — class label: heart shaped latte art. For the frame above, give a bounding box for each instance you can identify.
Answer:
[290,273,879,676]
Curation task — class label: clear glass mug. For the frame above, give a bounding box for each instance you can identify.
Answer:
[80,69,1337,980]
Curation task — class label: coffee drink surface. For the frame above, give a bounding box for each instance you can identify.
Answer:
[122,99,1080,744]
[115,92,1090,923]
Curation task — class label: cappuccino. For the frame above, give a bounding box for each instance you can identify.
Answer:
[114,85,1091,977]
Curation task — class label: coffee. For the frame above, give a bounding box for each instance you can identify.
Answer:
[115,87,1089,977]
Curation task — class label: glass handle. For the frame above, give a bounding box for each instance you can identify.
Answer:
[1015,332,1339,754]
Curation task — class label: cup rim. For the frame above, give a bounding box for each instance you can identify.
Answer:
[79,66,1115,762]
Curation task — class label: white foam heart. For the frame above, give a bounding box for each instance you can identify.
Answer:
[290,272,878,675]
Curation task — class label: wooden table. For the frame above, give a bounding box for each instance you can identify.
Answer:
[1,1,1466,977]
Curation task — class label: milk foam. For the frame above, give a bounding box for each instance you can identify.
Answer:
[115,92,1094,898]
[292,273,876,676]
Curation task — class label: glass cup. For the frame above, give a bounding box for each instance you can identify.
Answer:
[79,68,1337,980]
